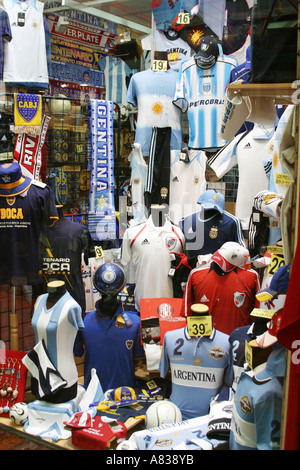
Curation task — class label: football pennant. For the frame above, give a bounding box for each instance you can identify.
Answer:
[13,93,42,135]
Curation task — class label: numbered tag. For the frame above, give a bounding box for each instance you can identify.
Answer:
[152,59,168,72]
[275,173,291,186]
[267,254,285,276]
[177,11,190,25]
[95,246,104,259]
[244,340,254,369]
[250,308,276,319]
[266,245,284,255]
[187,315,212,337]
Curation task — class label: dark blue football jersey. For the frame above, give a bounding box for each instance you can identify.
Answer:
[180,209,245,258]
[42,215,95,313]
[0,181,58,285]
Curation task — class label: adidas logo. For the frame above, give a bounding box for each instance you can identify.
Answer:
[172,176,179,182]
[244,143,252,149]
[141,239,150,245]
[200,295,209,302]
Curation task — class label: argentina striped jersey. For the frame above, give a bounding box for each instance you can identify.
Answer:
[173,55,237,150]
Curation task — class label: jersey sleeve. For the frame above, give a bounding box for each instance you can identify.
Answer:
[223,342,234,387]
[159,332,170,378]
[253,386,283,450]
[173,62,188,113]
[180,270,195,317]
[98,55,107,72]
[208,132,245,178]
[126,73,137,107]
[67,301,84,331]
[1,9,12,41]
[120,227,133,266]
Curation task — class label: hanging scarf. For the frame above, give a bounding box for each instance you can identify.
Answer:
[13,114,51,181]
[88,99,116,241]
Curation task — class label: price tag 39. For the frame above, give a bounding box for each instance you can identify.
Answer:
[187,315,213,337]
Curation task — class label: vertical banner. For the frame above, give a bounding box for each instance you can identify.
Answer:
[88,99,116,241]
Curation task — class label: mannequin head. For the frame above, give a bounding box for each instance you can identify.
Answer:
[191,303,209,316]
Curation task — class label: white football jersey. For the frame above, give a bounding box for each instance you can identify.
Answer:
[169,149,207,225]
[121,215,185,311]
[142,29,192,71]
[209,124,274,230]
[3,0,48,84]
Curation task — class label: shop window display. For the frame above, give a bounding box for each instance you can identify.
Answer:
[0,0,298,452]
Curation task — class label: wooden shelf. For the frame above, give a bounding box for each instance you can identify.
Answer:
[227,82,295,104]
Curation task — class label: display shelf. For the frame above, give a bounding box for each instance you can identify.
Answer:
[227,82,296,104]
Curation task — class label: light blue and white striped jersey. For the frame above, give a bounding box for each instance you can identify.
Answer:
[31,292,84,388]
[173,55,237,150]
[98,55,132,105]
[126,68,182,156]
[229,345,286,450]
[263,105,294,245]
[159,326,233,419]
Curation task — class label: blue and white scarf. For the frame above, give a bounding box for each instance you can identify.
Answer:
[88,100,116,241]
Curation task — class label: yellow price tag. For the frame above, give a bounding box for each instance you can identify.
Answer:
[244,340,254,369]
[187,315,213,337]
[275,173,291,186]
[250,308,276,319]
[267,254,285,276]
[152,59,168,71]
[266,246,284,255]
[177,11,190,24]
[95,246,104,259]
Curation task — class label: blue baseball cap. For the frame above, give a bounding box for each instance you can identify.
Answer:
[256,264,290,302]
[197,189,225,213]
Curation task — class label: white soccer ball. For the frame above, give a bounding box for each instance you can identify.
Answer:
[145,400,182,429]
[9,402,28,426]
[113,103,129,122]
[116,439,138,450]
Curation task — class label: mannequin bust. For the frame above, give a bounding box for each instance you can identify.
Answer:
[153,51,170,70]
[209,260,230,276]
[191,303,209,316]
[46,280,66,309]
[97,293,120,317]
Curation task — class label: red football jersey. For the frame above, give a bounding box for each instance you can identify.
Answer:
[181,265,260,335]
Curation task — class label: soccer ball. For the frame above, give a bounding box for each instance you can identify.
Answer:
[116,439,138,450]
[9,402,28,426]
[113,103,129,122]
[145,400,182,429]
[93,263,126,295]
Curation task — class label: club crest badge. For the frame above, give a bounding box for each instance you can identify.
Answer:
[234,291,246,307]
[14,93,42,126]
